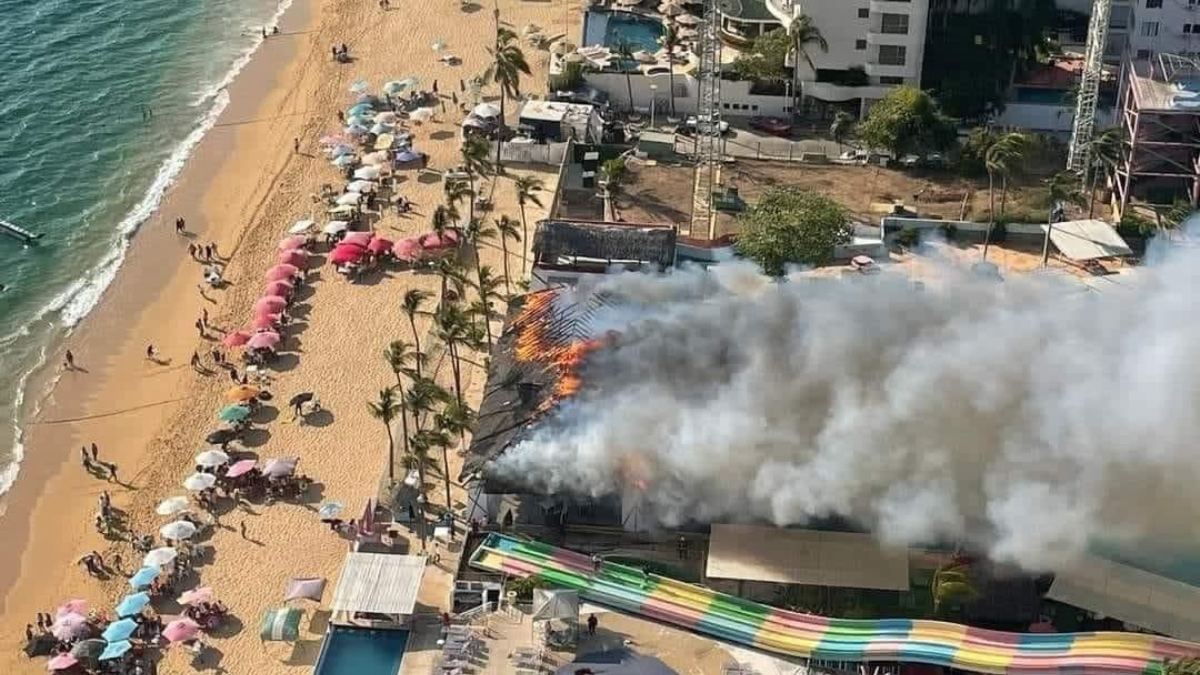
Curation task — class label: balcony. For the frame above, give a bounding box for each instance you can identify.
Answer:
[765,0,796,26]
[865,30,910,47]
[868,0,913,13]
[865,60,913,78]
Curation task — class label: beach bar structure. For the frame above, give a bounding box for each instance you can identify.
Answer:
[1114,53,1200,217]
[328,553,425,626]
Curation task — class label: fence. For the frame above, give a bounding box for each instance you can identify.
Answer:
[499,141,568,166]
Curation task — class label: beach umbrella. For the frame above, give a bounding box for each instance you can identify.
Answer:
[278,235,307,251]
[50,613,90,641]
[142,547,178,567]
[47,653,79,672]
[431,40,446,52]
[341,231,373,247]
[260,607,303,642]
[115,592,152,618]
[675,12,700,24]
[265,264,300,281]
[288,219,315,235]
[349,79,369,93]
[409,107,435,123]
[362,151,388,166]
[162,618,201,643]
[393,238,421,262]
[367,237,394,255]
[195,449,230,467]
[318,134,345,146]
[461,116,489,129]
[226,384,262,398]
[263,280,294,297]
[56,599,88,617]
[160,520,198,541]
[394,150,420,164]
[375,111,398,123]
[329,246,365,265]
[420,228,461,250]
[251,314,280,331]
[220,331,250,348]
[128,565,159,589]
[352,166,381,180]
[184,472,218,491]
[99,640,132,662]
[70,639,106,660]
[255,296,288,314]
[178,587,215,606]
[369,122,392,136]
[329,143,356,158]
[382,80,405,95]
[277,249,309,267]
[218,404,252,423]
[323,220,349,235]
[318,501,344,519]
[677,26,697,37]
[225,458,257,478]
[346,179,376,193]
[263,456,299,479]
[289,392,315,409]
[247,332,282,350]
[327,204,358,216]
[348,102,373,115]
[205,428,238,445]
[473,102,501,118]
[335,192,361,206]
[156,495,190,516]
[658,1,683,13]
[331,154,356,168]
[101,618,138,643]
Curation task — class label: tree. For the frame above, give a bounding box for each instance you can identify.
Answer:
[736,187,852,275]
[384,340,420,456]
[788,15,828,111]
[471,265,504,347]
[434,303,472,406]
[599,157,628,220]
[486,27,531,176]
[730,28,791,83]
[856,86,957,159]
[495,215,521,294]
[1087,127,1123,218]
[401,289,432,377]
[435,399,475,510]
[982,133,1025,260]
[1042,170,1085,266]
[463,218,498,347]
[830,111,854,153]
[614,39,637,112]
[367,387,400,483]
[513,175,544,276]
[443,179,473,226]
[658,21,680,117]
[460,135,492,224]
[932,561,978,614]
[1164,657,1200,675]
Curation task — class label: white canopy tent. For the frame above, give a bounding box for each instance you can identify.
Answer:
[1044,219,1133,261]
[330,553,425,623]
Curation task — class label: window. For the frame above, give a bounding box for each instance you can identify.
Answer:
[1137,49,1152,59]
[880,13,909,35]
[857,7,869,18]
[855,39,867,50]
[1186,24,1200,34]
[1145,0,1161,7]
[877,45,907,66]
[879,76,905,85]
[1142,21,1159,37]
[1110,5,1131,30]
[1187,24,1194,34]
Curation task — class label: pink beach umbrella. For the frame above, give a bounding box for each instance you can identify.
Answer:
[393,238,422,262]
[251,314,281,331]
[420,228,461,250]
[277,235,307,251]
[277,250,309,268]
[225,459,257,478]
[263,280,293,297]
[367,237,394,255]
[247,331,281,350]
[254,296,288,314]
[50,613,90,641]
[222,331,252,348]
[329,246,365,265]
[56,599,88,617]
[265,264,300,281]
[47,654,79,672]
[162,618,201,643]
[341,231,373,247]
[177,587,215,606]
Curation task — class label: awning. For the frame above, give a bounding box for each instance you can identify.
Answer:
[1048,554,1200,641]
[706,525,910,590]
[1044,219,1132,260]
[330,553,425,616]
[260,606,302,642]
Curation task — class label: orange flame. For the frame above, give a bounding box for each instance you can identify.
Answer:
[508,291,607,413]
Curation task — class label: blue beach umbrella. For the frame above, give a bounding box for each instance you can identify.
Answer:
[348,103,372,115]
[99,640,132,661]
[349,79,370,93]
[128,566,159,590]
[218,404,251,423]
[318,501,344,519]
[115,592,151,618]
[102,618,138,642]
[396,150,420,163]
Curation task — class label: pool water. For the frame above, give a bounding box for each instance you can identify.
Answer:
[314,626,409,675]
[583,11,665,55]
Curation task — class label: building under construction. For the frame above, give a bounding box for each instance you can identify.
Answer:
[1114,53,1200,218]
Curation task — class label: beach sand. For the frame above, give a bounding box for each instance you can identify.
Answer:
[0,0,570,670]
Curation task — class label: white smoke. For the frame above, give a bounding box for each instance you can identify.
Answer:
[494,240,1200,571]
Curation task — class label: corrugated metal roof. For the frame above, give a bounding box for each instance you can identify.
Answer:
[330,553,425,616]
[1048,554,1200,641]
[1045,219,1132,261]
[706,525,911,590]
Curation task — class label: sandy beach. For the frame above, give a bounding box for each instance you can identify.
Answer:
[0,0,570,670]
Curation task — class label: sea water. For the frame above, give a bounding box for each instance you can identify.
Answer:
[0,0,293,501]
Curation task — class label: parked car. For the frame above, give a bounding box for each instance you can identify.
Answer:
[749,116,792,136]
[676,114,731,137]
[899,153,946,169]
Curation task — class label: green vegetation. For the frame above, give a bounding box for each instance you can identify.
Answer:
[856,86,956,159]
[932,560,978,615]
[830,111,854,152]
[486,27,531,175]
[508,575,546,600]
[730,28,791,83]
[548,59,586,92]
[789,14,828,107]
[1164,657,1200,675]
[736,187,852,275]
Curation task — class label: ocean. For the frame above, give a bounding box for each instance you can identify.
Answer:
[0,0,293,499]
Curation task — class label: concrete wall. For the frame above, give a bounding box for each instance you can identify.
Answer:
[881,216,1047,244]
[499,141,568,166]
[991,103,1117,134]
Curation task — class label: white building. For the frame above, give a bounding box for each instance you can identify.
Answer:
[1058,0,1200,62]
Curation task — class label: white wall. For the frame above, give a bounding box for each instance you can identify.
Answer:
[991,102,1117,134]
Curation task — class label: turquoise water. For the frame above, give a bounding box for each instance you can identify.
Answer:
[583,11,665,55]
[0,0,290,497]
[314,626,409,675]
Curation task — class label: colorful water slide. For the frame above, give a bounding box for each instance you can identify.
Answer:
[470,533,1200,674]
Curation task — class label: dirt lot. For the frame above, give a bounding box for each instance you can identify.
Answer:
[613,161,695,226]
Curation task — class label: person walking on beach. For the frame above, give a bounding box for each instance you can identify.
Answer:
[91,442,99,461]
[146,344,156,361]
[190,352,202,371]
[195,318,206,338]
[239,520,248,540]
[587,613,598,636]
[105,462,119,483]
[293,137,300,153]
[188,243,197,259]
[201,308,208,328]
[81,447,92,471]
[64,350,76,371]
[175,217,186,234]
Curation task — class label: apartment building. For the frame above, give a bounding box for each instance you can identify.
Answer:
[1059,0,1200,61]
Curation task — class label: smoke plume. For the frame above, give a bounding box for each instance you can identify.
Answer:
[494,242,1200,570]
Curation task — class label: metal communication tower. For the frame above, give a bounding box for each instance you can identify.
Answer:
[1066,0,1112,179]
[689,0,724,239]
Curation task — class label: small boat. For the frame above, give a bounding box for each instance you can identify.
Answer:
[0,218,42,244]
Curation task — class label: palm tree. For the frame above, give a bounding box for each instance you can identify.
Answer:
[444,178,474,227]
[486,27,532,176]
[830,111,854,153]
[463,218,498,345]
[384,340,419,456]
[435,399,475,510]
[982,133,1025,260]
[367,387,400,483]
[513,175,544,276]
[788,15,828,114]
[1087,127,1123,218]
[401,289,432,377]
[994,133,1027,218]
[599,158,627,220]
[614,39,637,113]
[460,135,492,224]
[434,257,469,306]
[1042,170,1085,266]
[658,22,680,118]
[1164,657,1200,675]
[471,265,504,348]
[494,216,521,294]
[932,561,977,615]
[434,303,472,406]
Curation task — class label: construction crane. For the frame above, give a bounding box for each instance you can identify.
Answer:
[689,0,725,239]
[1066,0,1112,181]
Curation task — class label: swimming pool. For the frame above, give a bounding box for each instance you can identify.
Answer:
[583,11,665,55]
[313,625,409,675]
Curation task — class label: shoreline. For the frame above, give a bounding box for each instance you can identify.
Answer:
[0,0,319,619]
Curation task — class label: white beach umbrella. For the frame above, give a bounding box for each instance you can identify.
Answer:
[143,547,178,568]
[183,473,216,492]
[346,180,376,193]
[375,111,398,124]
[288,219,315,235]
[323,220,350,235]
[353,166,381,180]
[369,122,393,136]
[328,204,358,215]
[335,192,362,206]
[332,154,357,168]
[361,151,389,166]
[674,12,700,25]
[349,79,370,93]
[472,102,502,118]
[194,449,229,468]
[159,521,198,541]
[409,108,435,123]
[155,496,191,517]
[658,1,683,13]
[431,40,446,52]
